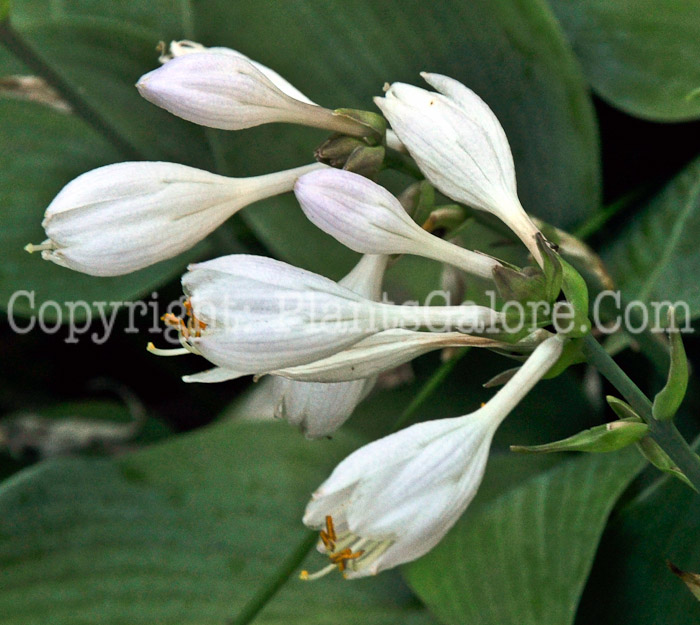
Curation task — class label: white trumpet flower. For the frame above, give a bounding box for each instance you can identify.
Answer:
[301,334,564,579]
[137,52,366,136]
[173,255,506,376]
[26,161,322,276]
[294,169,500,280]
[375,73,543,263]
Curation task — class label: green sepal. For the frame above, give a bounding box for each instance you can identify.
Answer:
[493,265,548,304]
[543,337,585,379]
[635,436,697,490]
[606,396,643,421]
[342,144,385,179]
[333,108,386,143]
[558,259,591,337]
[536,233,563,303]
[652,307,689,421]
[0,0,9,21]
[315,135,364,164]
[607,397,696,489]
[510,419,648,454]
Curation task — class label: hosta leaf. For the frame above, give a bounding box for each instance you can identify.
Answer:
[578,464,700,624]
[18,17,213,166]
[404,449,643,625]
[10,0,184,40]
[603,157,700,319]
[0,421,435,625]
[548,0,700,121]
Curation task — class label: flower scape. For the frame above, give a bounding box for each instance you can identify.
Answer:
[26,40,617,580]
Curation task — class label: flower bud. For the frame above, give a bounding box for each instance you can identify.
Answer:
[294,169,500,280]
[26,161,322,276]
[375,73,543,263]
[137,52,368,137]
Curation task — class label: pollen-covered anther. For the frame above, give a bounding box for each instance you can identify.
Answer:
[300,516,393,581]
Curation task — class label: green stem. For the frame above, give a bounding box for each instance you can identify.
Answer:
[582,333,700,492]
[0,18,143,160]
[229,531,318,625]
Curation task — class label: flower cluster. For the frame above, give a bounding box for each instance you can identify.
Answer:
[27,41,569,578]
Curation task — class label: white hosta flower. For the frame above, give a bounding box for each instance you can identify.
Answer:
[153,40,405,151]
[294,169,500,280]
[301,334,564,579]
[270,254,388,438]
[26,161,322,276]
[157,40,316,104]
[174,255,505,375]
[375,73,543,263]
[137,52,364,136]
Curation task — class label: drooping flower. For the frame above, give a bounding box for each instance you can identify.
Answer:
[375,73,543,263]
[165,254,506,376]
[294,169,501,280]
[137,51,368,137]
[301,334,564,579]
[26,161,322,276]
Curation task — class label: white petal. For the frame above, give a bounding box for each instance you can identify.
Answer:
[182,367,246,383]
[272,376,376,439]
[338,254,388,300]
[295,169,500,279]
[137,52,317,130]
[161,40,316,105]
[274,330,500,382]
[375,75,543,262]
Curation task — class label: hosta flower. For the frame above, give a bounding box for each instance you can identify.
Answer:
[301,334,564,579]
[165,255,506,376]
[295,169,501,280]
[151,40,405,151]
[271,254,388,438]
[137,51,366,136]
[157,40,316,105]
[375,73,543,263]
[25,161,322,276]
